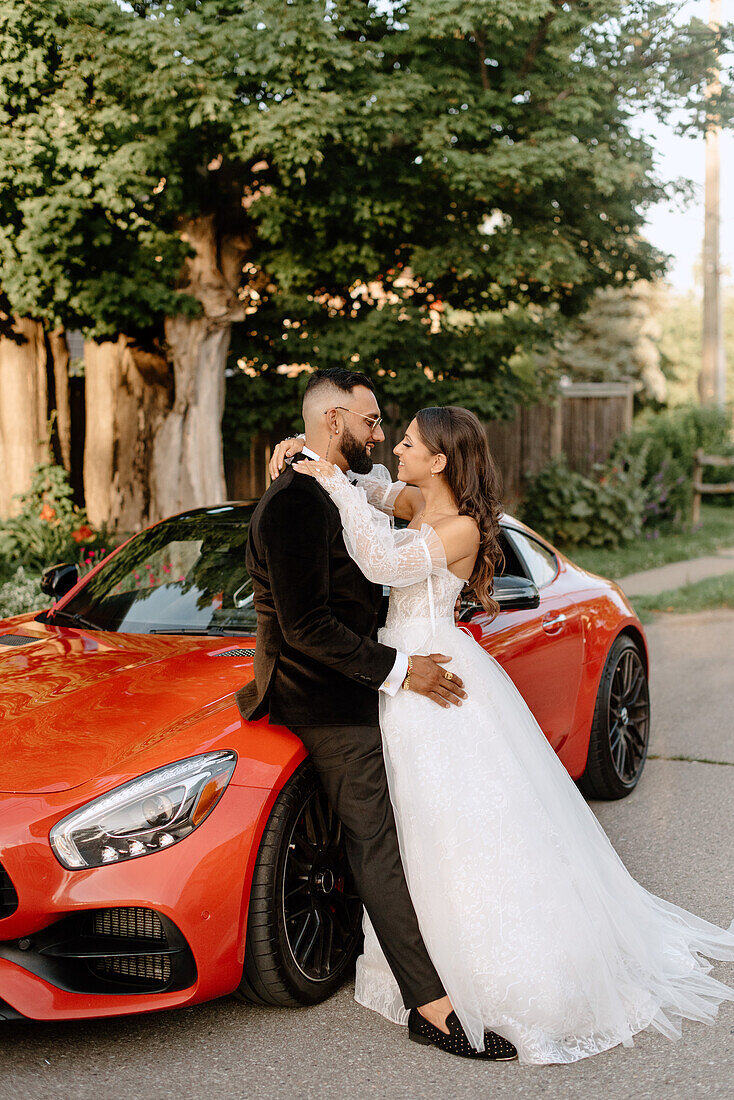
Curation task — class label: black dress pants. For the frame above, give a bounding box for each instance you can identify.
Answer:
[291,723,445,1010]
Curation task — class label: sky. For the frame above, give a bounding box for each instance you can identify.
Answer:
[635,0,733,291]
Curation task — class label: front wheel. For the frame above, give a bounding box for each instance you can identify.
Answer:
[577,635,651,800]
[237,761,363,1006]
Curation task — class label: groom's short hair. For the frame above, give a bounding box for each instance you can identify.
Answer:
[304,367,375,401]
[302,368,375,416]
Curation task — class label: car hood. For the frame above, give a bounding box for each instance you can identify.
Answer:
[0,623,255,794]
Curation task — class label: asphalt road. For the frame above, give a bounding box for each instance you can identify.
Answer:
[1,610,733,1100]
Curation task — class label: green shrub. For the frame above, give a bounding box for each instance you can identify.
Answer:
[0,566,51,620]
[0,463,109,573]
[610,404,734,527]
[519,450,648,550]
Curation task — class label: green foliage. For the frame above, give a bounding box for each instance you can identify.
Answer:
[222,297,546,451]
[571,503,734,580]
[0,1,192,338]
[521,405,734,554]
[0,566,50,621]
[610,405,734,526]
[538,282,668,405]
[0,462,107,572]
[658,289,734,407]
[3,0,733,417]
[519,450,649,550]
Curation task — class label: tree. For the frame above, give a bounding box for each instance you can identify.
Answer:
[1,1,733,525]
[658,286,734,406]
[538,281,668,404]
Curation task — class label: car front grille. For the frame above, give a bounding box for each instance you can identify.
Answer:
[0,906,196,995]
[0,635,35,647]
[0,863,19,919]
[92,953,172,985]
[84,907,184,991]
[92,907,166,941]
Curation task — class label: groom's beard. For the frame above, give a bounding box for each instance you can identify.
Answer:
[340,426,374,474]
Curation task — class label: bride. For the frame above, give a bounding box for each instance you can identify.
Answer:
[284,404,734,1065]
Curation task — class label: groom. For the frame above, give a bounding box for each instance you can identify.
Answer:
[236,368,517,1061]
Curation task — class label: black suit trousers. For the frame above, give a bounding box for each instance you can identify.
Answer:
[291,722,445,1010]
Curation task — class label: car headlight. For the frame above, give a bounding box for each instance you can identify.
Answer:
[50,751,237,870]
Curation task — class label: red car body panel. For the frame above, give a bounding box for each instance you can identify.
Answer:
[0,516,646,1021]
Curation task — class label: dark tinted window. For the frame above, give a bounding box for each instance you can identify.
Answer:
[497,529,527,578]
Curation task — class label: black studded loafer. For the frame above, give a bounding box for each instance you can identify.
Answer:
[408,1009,518,1061]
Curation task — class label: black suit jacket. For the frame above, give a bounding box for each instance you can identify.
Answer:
[235,461,398,726]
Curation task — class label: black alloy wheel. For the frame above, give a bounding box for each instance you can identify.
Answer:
[238,761,363,1006]
[578,635,651,800]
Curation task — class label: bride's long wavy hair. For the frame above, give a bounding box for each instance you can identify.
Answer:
[414,406,503,619]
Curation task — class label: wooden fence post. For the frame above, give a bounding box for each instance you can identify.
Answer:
[692,449,703,526]
[691,447,734,524]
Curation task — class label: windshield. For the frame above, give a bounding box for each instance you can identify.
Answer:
[54,506,257,635]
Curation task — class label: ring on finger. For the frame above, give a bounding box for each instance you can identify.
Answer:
[444,671,454,681]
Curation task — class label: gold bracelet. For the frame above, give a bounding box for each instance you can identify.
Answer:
[401,656,413,691]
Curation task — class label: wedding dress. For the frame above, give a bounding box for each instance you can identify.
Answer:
[306,462,734,1065]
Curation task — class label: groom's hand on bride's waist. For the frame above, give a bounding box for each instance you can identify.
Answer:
[406,655,466,708]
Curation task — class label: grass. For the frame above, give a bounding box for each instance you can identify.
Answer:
[568,503,734,580]
[630,571,734,624]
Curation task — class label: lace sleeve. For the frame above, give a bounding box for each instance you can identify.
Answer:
[347,464,406,516]
[309,465,446,586]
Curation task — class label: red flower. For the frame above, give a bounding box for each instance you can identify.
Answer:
[71,524,94,543]
[39,504,56,522]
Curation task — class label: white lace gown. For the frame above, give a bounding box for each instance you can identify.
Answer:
[309,463,734,1065]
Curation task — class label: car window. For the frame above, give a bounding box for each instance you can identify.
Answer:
[56,508,257,635]
[506,530,558,588]
[497,529,527,578]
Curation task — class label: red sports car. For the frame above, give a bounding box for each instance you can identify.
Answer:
[0,504,650,1022]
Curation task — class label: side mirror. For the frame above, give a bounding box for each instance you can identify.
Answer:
[40,563,79,601]
[459,574,540,620]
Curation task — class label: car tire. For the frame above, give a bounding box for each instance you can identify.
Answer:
[577,634,651,801]
[237,760,363,1007]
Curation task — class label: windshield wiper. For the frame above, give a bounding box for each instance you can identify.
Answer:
[148,626,253,636]
[48,608,99,630]
[149,626,212,635]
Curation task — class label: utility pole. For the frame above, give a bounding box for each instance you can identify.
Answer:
[700,0,726,407]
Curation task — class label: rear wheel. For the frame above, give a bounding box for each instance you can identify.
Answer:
[237,761,363,1006]
[577,635,651,800]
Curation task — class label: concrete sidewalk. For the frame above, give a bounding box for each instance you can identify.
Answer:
[618,544,734,598]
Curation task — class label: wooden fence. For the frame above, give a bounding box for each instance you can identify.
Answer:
[224,380,637,508]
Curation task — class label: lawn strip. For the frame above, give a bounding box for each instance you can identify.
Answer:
[630,570,734,623]
[567,503,734,580]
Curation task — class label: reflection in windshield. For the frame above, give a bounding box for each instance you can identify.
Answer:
[57,508,257,635]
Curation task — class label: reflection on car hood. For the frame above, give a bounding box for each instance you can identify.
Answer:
[0,625,255,794]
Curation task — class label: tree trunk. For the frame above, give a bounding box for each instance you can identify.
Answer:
[83,336,171,532]
[699,0,726,406]
[0,316,49,518]
[152,214,252,520]
[48,328,72,472]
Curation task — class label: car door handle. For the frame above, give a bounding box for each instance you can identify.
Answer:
[542,613,567,633]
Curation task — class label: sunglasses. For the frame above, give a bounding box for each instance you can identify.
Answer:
[331,407,383,432]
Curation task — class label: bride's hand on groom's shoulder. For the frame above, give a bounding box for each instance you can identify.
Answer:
[269,435,306,479]
[293,458,343,490]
